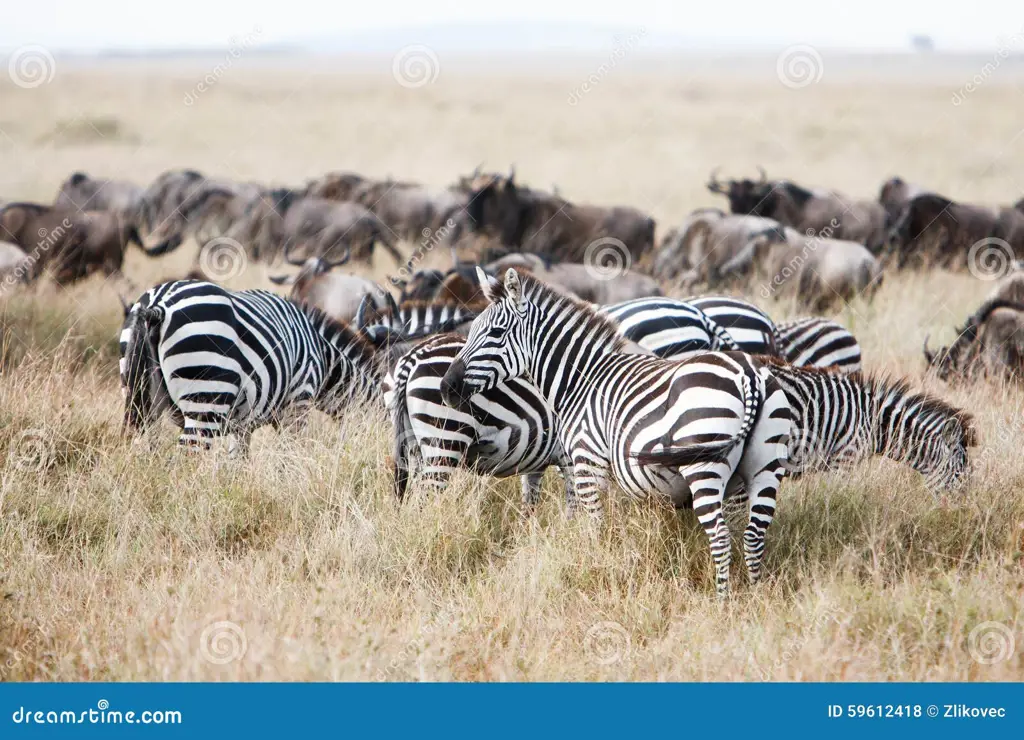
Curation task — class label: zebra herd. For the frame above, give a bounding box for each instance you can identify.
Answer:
[118,274,974,596]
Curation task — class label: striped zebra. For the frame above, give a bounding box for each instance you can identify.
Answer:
[384,334,569,506]
[598,297,741,358]
[442,268,793,595]
[120,280,385,451]
[684,295,781,355]
[775,317,862,374]
[355,295,478,340]
[761,356,974,490]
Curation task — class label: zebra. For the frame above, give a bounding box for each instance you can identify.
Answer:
[776,317,862,374]
[119,280,387,451]
[355,294,478,340]
[441,268,793,596]
[384,333,570,507]
[598,297,741,358]
[684,295,781,355]
[760,356,975,491]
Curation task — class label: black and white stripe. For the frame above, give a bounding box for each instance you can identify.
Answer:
[684,295,781,355]
[359,298,478,340]
[599,297,741,358]
[384,333,569,506]
[443,269,793,595]
[120,280,383,450]
[763,357,974,491]
[776,317,862,373]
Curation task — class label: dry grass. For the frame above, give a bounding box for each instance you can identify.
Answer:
[1,54,1023,681]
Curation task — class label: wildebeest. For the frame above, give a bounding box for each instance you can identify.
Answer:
[485,253,661,304]
[654,208,786,287]
[719,225,882,311]
[133,169,263,254]
[0,241,32,286]
[707,168,888,251]
[307,172,469,245]
[244,191,403,265]
[885,193,1024,269]
[0,202,144,284]
[878,176,927,226]
[268,244,392,323]
[460,170,656,262]
[55,172,143,214]
[924,299,1024,383]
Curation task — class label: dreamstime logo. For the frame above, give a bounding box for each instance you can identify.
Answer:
[198,237,248,281]
[8,45,56,89]
[776,45,824,89]
[967,621,1016,665]
[584,237,631,281]
[390,217,456,287]
[567,28,647,106]
[8,429,53,472]
[199,620,247,665]
[392,45,440,89]
[967,237,1014,281]
[183,26,262,106]
[583,621,631,665]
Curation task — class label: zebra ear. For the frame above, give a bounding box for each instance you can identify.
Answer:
[503,268,524,308]
[476,266,500,304]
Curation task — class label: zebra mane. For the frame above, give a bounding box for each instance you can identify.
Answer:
[759,355,976,446]
[867,374,976,445]
[495,271,628,352]
[298,301,379,364]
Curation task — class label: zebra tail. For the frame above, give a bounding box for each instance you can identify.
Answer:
[710,319,740,351]
[388,367,414,502]
[122,305,165,434]
[632,372,761,467]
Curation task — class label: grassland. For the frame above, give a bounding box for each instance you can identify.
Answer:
[0,51,1022,680]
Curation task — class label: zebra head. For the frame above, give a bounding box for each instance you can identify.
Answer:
[873,381,976,495]
[441,267,530,410]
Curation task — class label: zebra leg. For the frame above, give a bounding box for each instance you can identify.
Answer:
[559,464,578,518]
[571,454,608,521]
[520,472,543,510]
[177,413,220,451]
[228,429,252,459]
[684,468,732,597]
[738,382,791,585]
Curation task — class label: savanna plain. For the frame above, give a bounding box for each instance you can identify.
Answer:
[0,51,1022,680]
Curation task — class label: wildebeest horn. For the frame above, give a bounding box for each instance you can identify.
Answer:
[706,167,726,194]
[355,294,373,329]
[323,245,351,269]
[508,165,516,183]
[923,334,935,364]
[283,240,305,266]
[472,163,482,177]
[386,291,400,319]
[756,165,768,184]
[117,294,132,318]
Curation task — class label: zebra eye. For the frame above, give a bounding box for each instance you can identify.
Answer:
[487,326,506,338]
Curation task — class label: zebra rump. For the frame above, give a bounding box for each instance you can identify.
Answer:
[599,297,740,358]
[776,317,862,373]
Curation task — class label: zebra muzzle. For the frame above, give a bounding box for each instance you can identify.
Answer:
[441,359,475,411]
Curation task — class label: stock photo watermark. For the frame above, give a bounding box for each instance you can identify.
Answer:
[567,28,647,106]
[183,26,263,106]
[7,45,56,89]
[392,45,440,89]
[776,44,824,89]
[390,218,457,286]
[198,620,248,665]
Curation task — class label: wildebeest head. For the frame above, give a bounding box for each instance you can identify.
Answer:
[706,167,775,216]
[394,268,446,302]
[460,168,521,240]
[268,240,351,286]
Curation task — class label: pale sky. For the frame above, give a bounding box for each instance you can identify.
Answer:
[4,0,1024,52]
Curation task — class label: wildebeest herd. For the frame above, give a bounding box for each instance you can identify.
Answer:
[4,163,1021,595]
